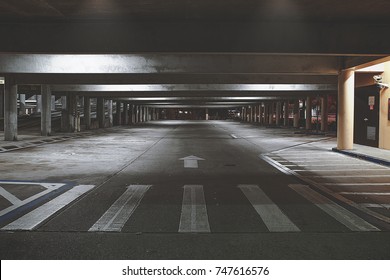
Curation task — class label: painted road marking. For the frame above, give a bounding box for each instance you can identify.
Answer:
[288,184,379,231]
[179,185,210,233]
[89,185,151,232]
[339,192,390,196]
[0,187,21,205]
[0,181,65,217]
[2,185,94,231]
[238,184,300,232]
[230,134,238,139]
[360,203,390,209]
[307,175,390,178]
[179,155,205,169]
[323,183,390,186]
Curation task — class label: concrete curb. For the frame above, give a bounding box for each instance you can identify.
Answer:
[332,148,390,167]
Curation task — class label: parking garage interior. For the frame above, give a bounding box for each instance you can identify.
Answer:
[1,1,390,262]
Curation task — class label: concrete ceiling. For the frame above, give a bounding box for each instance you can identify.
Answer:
[1,1,390,108]
[0,0,389,22]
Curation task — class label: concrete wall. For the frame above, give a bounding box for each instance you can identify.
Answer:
[379,61,390,150]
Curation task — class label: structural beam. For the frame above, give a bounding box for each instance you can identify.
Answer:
[0,54,340,75]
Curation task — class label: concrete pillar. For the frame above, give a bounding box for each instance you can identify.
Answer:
[206,108,209,120]
[269,103,274,125]
[135,106,139,123]
[19,94,26,115]
[84,97,91,130]
[321,95,328,132]
[0,87,4,118]
[293,100,300,128]
[36,95,42,113]
[97,97,105,128]
[51,95,56,111]
[61,96,67,131]
[41,85,52,136]
[116,101,122,125]
[259,104,263,124]
[306,96,312,130]
[337,69,355,150]
[123,103,129,125]
[284,101,289,126]
[4,78,18,141]
[108,100,113,127]
[276,102,281,126]
[66,94,77,132]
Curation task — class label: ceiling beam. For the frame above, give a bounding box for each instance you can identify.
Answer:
[12,73,338,85]
[0,54,340,75]
[50,83,337,92]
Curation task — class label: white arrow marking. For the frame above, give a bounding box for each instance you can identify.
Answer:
[89,185,151,232]
[179,155,205,168]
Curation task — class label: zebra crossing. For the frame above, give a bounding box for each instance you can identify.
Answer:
[0,181,384,233]
[261,142,390,226]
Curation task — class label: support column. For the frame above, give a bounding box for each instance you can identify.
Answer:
[123,103,129,125]
[284,101,289,126]
[337,69,355,150]
[275,102,281,126]
[108,100,113,127]
[66,94,77,132]
[263,103,268,125]
[84,97,91,130]
[4,78,18,141]
[19,94,26,115]
[306,96,312,130]
[97,97,105,128]
[321,95,328,132]
[36,95,42,113]
[61,96,67,132]
[135,106,139,123]
[293,100,300,128]
[0,86,4,118]
[41,85,52,136]
[268,103,274,125]
[116,101,122,125]
[205,108,209,120]
[259,104,263,124]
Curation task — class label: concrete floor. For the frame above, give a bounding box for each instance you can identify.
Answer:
[0,120,389,259]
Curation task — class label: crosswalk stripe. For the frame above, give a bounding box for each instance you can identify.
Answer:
[89,185,151,232]
[288,184,379,232]
[0,187,21,205]
[238,184,300,232]
[2,185,94,231]
[179,185,210,233]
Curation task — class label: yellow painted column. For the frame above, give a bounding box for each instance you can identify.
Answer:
[337,69,355,150]
[379,62,390,149]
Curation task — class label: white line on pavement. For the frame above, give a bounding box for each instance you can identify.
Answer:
[307,175,390,178]
[2,185,95,231]
[360,203,390,209]
[179,185,210,233]
[339,192,390,196]
[238,184,300,232]
[288,184,379,231]
[0,187,21,205]
[89,185,151,232]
